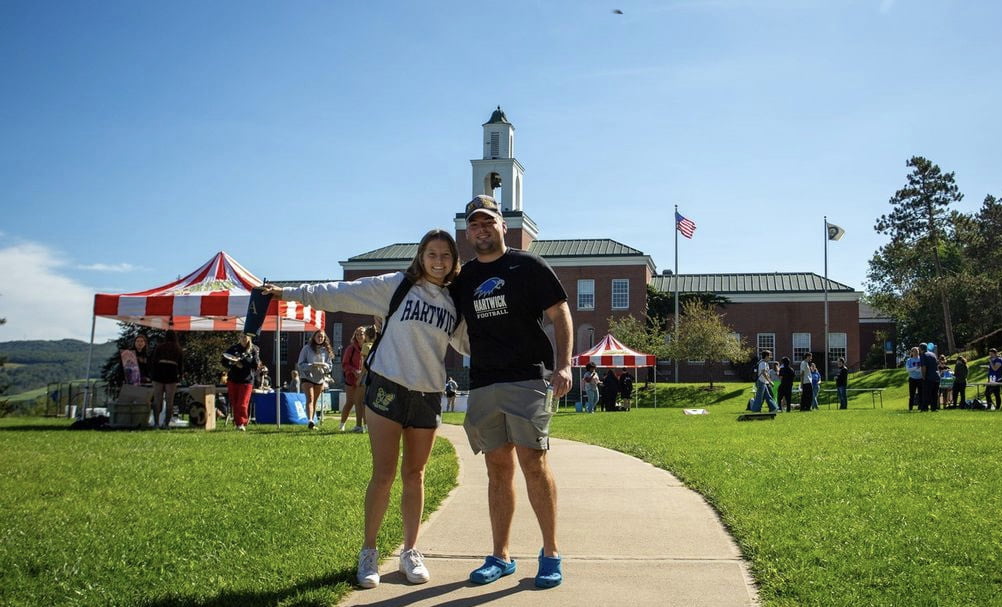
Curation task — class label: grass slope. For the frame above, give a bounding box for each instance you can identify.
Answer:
[0,420,458,607]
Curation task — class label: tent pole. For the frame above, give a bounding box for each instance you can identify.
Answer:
[81,313,96,419]
[275,314,281,431]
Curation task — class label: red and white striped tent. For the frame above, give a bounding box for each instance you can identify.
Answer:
[572,334,657,408]
[92,251,324,332]
[572,333,656,368]
[83,252,324,423]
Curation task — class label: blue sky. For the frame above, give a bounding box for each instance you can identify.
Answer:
[2,0,999,342]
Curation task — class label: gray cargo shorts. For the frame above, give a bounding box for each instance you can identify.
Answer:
[463,379,551,454]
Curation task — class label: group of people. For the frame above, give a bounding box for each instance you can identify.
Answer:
[120,331,186,428]
[260,193,570,590]
[906,345,1002,411]
[580,363,633,412]
[749,350,849,412]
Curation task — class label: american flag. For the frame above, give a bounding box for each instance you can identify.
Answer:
[675,211,696,239]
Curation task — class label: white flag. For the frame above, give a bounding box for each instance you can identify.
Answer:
[827,223,845,241]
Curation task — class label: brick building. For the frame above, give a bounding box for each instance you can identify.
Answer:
[262,108,881,385]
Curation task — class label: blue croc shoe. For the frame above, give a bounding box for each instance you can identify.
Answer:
[535,550,562,588]
[470,555,516,584]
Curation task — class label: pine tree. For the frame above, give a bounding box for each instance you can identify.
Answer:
[874,156,963,353]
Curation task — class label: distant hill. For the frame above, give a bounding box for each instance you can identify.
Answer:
[0,339,118,396]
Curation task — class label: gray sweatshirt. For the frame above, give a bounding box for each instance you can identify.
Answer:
[283,272,465,393]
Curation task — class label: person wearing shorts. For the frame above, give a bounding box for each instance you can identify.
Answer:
[453,195,573,589]
[264,228,465,590]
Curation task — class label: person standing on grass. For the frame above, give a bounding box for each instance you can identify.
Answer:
[952,356,968,407]
[809,362,821,410]
[777,356,795,412]
[905,346,923,411]
[297,331,333,430]
[799,353,814,412]
[919,343,940,412]
[751,350,779,412]
[339,327,366,432]
[222,333,260,431]
[445,376,459,412]
[150,330,184,428]
[262,228,465,590]
[453,195,573,589]
[836,358,849,409]
[582,362,600,413]
[619,368,634,410]
[986,348,1002,410]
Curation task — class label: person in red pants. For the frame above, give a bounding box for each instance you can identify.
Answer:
[222,333,260,431]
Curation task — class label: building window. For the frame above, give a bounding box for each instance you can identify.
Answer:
[757,333,775,356]
[793,333,811,363]
[611,279,629,309]
[577,280,595,310]
[829,332,847,365]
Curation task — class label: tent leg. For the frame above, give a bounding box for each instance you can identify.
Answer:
[81,314,96,420]
[275,317,281,431]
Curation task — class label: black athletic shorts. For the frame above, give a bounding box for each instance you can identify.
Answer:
[364,372,441,429]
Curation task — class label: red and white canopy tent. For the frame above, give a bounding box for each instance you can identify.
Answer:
[84,251,325,423]
[572,333,658,407]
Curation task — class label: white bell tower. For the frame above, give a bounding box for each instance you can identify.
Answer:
[457,107,538,258]
[471,106,524,212]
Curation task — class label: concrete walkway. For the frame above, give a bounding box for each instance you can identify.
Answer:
[339,423,758,606]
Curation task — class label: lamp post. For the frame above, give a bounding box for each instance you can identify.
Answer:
[588,327,594,348]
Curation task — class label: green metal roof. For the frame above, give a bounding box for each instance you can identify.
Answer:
[649,273,855,294]
[345,239,646,263]
[528,239,645,257]
[348,243,418,261]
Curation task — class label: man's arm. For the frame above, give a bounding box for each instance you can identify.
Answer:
[544,300,574,399]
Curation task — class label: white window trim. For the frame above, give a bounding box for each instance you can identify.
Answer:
[611,279,629,310]
[577,279,595,311]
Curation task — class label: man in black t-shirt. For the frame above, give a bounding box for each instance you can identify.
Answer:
[453,195,572,589]
[919,343,940,412]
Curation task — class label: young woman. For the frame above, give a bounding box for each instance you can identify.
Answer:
[150,330,184,429]
[221,333,260,431]
[339,326,367,432]
[297,331,333,430]
[262,228,465,589]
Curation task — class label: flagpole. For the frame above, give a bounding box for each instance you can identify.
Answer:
[824,216,830,382]
[674,204,680,384]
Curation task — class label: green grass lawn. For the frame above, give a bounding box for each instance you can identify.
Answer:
[0,419,458,607]
[545,363,1002,606]
[5,361,1001,606]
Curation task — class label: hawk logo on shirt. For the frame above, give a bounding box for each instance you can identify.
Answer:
[472,277,508,318]
[474,277,505,298]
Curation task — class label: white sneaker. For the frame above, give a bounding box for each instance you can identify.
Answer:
[339,422,346,431]
[357,548,380,589]
[352,425,364,433]
[399,548,430,584]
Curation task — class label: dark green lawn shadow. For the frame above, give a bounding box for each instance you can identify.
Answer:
[142,570,355,607]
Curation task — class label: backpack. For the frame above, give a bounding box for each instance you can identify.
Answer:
[364,275,415,382]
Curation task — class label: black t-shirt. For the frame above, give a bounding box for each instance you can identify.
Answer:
[453,249,567,389]
[779,365,795,387]
[922,351,940,383]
